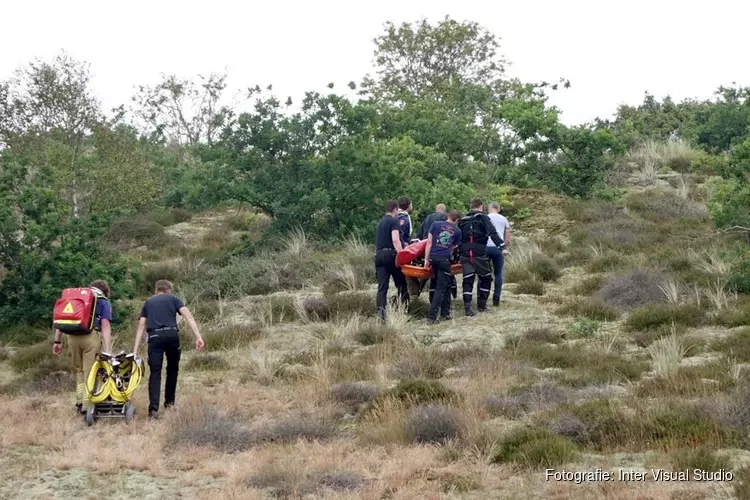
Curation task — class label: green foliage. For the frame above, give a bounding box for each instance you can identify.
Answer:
[624,304,706,332]
[492,426,578,469]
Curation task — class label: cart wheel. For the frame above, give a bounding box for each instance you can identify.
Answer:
[85,406,95,426]
[124,402,136,421]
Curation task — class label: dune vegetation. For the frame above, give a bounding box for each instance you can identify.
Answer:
[2,16,750,500]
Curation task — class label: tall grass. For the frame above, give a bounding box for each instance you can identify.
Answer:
[284,227,309,257]
[648,325,691,378]
[658,279,681,306]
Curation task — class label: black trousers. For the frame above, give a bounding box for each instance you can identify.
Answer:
[147,332,181,413]
[375,249,408,319]
[461,253,493,310]
[427,257,453,320]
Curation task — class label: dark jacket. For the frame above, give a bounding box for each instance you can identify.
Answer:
[458,210,504,256]
[418,211,448,240]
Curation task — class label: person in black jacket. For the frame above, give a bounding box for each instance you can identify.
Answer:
[417,204,447,240]
[458,198,504,316]
[375,200,408,320]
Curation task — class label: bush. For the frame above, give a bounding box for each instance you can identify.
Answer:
[0,325,50,346]
[728,260,750,294]
[405,405,463,444]
[715,300,750,327]
[523,327,563,344]
[492,426,578,469]
[327,292,375,318]
[642,403,736,449]
[254,414,338,445]
[567,317,600,338]
[555,299,620,321]
[586,252,625,273]
[390,348,451,379]
[105,216,175,249]
[10,342,51,372]
[570,275,605,296]
[330,382,379,410]
[596,270,670,310]
[554,398,636,450]
[184,353,230,371]
[710,327,750,363]
[515,279,545,295]
[352,322,399,346]
[369,379,460,411]
[201,323,264,351]
[168,405,254,453]
[528,254,561,282]
[512,344,647,386]
[485,381,571,418]
[302,297,331,322]
[624,304,705,331]
[547,413,590,445]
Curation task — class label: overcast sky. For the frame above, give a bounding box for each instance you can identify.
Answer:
[2,0,748,126]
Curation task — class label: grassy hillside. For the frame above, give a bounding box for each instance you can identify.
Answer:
[2,165,750,499]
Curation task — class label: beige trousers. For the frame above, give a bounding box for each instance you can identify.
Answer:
[67,331,101,409]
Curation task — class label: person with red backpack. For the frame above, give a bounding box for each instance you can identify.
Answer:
[52,280,113,415]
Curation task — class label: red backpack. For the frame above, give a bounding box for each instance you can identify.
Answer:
[52,288,100,334]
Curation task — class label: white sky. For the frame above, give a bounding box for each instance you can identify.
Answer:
[1,0,748,126]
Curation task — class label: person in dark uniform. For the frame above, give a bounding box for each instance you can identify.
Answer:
[423,211,462,323]
[417,203,447,240]
[375,200,408,320]
[458,198,505,316]
[133,279,205,419]
[396,196,422,298]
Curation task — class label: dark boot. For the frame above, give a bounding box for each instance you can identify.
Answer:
[477,298,488,313]
[464,303,475,317]
[493,295,500,307]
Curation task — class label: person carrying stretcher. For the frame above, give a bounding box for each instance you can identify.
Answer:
[423,211,462,323]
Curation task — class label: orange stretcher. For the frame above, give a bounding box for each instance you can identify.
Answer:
[401,263,463,279]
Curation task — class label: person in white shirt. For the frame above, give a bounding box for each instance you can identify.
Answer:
[486,202,511,306]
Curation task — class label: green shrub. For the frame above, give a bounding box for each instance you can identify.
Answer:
[548,398,636,450]
[624,304,705,331]
[642,403,737,449]
[728,260,750,294]
[11,342,51,372]
[586,253,625,273]
[710,327,750,363]
[528,255,561,282]
[327,292,375,318]
[492,427,578,469]
[715,300,750,327]
[555,299,620,321]
[374,379,460,408]
[105,216,176,249]
[185,353,230,371]
[523,327,563,344]
[352,322,399,346]
[515,279,545,295]
[201,323,265,351]
[0,325,50,346]
[570,275,605,296]
[567,317,600,338]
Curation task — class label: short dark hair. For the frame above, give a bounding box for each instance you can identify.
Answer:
[155,280,173,293]
[89,280,110,298]
[398,196,411,210]
[448,211,460,221]
[385,200,398,213]
[470,198,483,209]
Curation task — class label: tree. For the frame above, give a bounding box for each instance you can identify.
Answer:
[362,16,508,102]
[0,152,135,326]
[0,51,102,217]
[131,71,234,146]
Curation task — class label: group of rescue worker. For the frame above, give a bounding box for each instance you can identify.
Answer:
[375,196,510,323]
